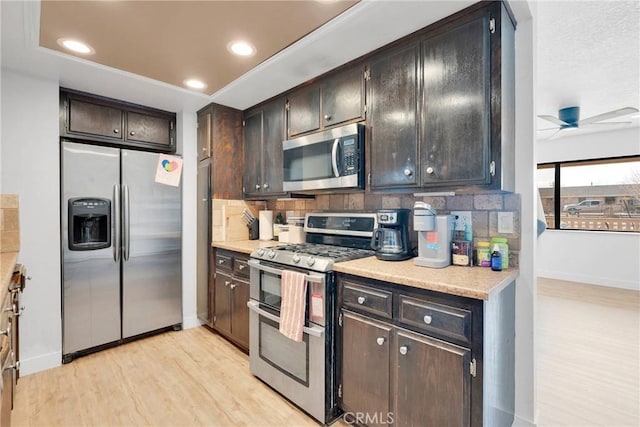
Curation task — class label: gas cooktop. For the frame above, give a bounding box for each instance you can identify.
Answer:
[250,212,378,272]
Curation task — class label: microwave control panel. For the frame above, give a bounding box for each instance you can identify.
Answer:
[342,137,357,174]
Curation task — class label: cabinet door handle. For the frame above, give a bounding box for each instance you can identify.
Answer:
[230,283,237,290]
[129,131,136,136]
[324,114,332,121]
[218,259,225,265]
[224,281,231,287]
[404,168,413,177]
[113,129,119,134]
[376,337,386,346]
[255,184,261,190]
[426,166,435,175]
[399,345,408,355]
[263,183,269,190]
[423,315,432,325]
[238,264,246,270]
[357,296,366,304]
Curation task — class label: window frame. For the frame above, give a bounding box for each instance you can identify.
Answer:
[537,155,640,232]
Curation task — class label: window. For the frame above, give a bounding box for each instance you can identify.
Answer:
[537,156,640,232]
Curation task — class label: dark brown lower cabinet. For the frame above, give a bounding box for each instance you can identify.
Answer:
[210,249,250,352]
[0,363,11,426]
[341,310,471,427]
[341,311,391,427]
[394,329,471,427]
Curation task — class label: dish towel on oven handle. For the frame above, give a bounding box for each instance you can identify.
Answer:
[279,270,308,342]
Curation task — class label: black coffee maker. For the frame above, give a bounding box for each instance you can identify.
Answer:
[371,209,412,261]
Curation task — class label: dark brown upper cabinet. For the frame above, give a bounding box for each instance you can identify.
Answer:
[243,97,287,199]
[368,43,420,189]
[60,89,176,153]
[286,64,366,138]
[421,10,491,188]
[197,103,243,200]
[420,2,514,190]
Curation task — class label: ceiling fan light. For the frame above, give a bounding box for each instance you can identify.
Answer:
[57,38,95,55]
[227,40,256,57]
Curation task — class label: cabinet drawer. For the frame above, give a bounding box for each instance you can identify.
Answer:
[398,295,471,343]
[215,253,233,272]
[343,282,392,319]
[233,258,250,278]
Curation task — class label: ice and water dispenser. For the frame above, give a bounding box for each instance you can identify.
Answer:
[68,198,111,250]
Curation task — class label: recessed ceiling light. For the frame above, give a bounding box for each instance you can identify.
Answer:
[183,79,207,90]
[57,38,95,55]
[227,40,256,57]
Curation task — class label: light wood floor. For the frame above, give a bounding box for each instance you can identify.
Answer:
[536,278,640,426]
[12,280,640,426]
[12,327,342,427]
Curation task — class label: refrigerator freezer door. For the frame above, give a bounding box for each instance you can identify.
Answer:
[62,141,121,354]
[121,150,182,338]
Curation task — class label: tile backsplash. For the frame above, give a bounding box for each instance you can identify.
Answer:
[265,191,521,267]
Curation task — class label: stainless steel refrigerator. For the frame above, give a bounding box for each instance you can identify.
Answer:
[61,140,182,362]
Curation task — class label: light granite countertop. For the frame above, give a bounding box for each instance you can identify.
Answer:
[333,256,518,300]
[211,240,518,300]
[212,240,284,255]
[0,252,19,304]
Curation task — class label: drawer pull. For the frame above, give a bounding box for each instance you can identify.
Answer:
[224,281,231,287]
[423,315,432,325]
[399,345,408,356]
[376,337,386,346]
[218,260,225,265]
[113,129,119,134]
[357,296,366,304]
[230,283,237,290]
[238,264,246,270]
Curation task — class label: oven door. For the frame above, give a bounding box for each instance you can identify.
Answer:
[247,300,327,423]
[248,259,327,327]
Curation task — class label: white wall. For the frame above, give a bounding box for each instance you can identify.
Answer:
[510,0,536,425]
[537,125,640,289]
[1,71,62,374]
[0,70,200,375]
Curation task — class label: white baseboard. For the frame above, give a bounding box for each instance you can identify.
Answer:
[537,270,639,291]
[512,414,536,427]
[20,351,61,376]
[182,315,203,330]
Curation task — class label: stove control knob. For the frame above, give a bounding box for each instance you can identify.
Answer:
[292,254,301,264]
[256,248,265,257]
[307,256,316,267]
[268,250,276,259]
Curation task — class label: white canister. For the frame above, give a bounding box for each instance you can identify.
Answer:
[259,210,273,240]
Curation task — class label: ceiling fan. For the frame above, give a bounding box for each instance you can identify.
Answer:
[537,106,639,138]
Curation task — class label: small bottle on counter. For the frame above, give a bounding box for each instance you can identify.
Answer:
[490,237,509,270]
[490,244,503,271]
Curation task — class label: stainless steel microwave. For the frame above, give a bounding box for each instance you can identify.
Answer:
[283,123,364,192]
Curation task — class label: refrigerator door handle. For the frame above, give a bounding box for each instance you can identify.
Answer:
[113,184,121,262]
[123,184,130,261]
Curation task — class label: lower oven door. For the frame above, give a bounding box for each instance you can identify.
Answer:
[247,300,326,423]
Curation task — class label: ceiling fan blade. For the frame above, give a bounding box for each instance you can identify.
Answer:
[578,107,639,125]
[538,115,569,126]
[536,126,562,131]
[582,121,632,126]
[547,129,564,140]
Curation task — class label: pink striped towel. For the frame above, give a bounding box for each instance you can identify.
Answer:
[279,270,308,342]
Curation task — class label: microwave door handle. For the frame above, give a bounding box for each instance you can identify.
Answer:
[247,300,324,338]
[331,138,340,177]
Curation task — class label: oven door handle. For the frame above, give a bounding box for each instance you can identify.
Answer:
[247,300,324,338]
[248,259,326,284]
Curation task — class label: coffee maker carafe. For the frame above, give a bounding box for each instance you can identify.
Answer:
[371,209,412,261]
[413,202,453,268]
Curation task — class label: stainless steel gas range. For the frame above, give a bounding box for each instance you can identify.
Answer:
[247,212,377,425]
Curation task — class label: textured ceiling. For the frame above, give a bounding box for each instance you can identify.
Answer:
[536,0,640,138]
[39,0,357,95]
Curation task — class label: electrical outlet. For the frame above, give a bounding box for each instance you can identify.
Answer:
[498,212,514,234]
[451,211,472,241]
